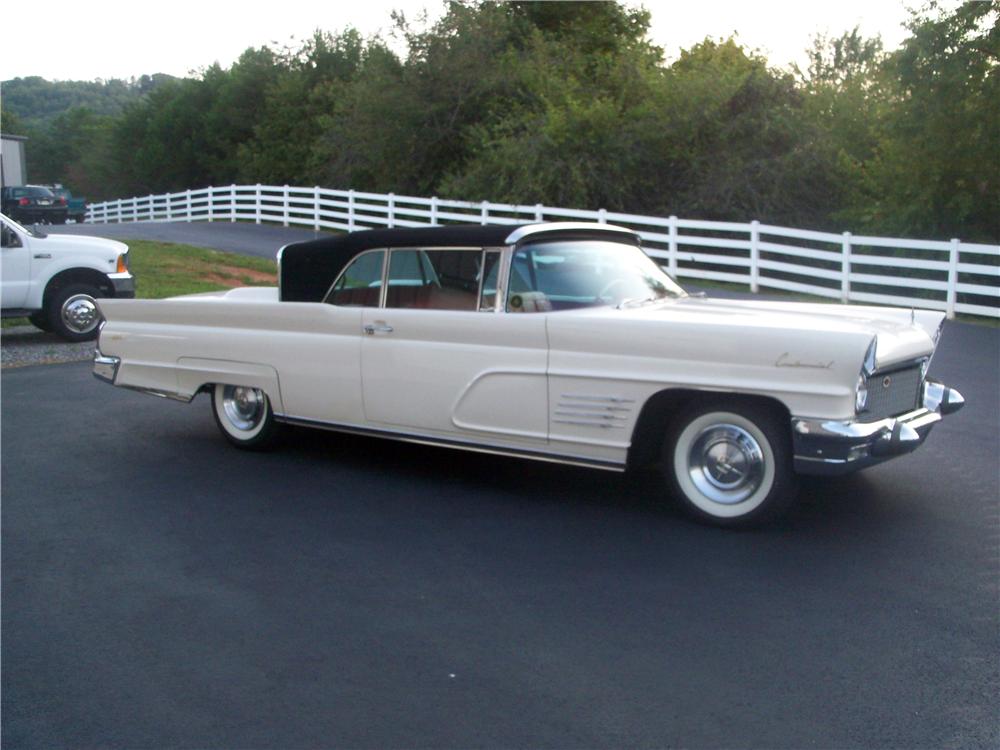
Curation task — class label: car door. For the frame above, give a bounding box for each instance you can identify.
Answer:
[360,247,549,445]
[0,217,31,309]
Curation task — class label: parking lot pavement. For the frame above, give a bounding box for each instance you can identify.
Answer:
[1,321,997,748]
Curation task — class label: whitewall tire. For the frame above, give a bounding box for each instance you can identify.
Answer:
[211,384,280,450]
[663,403,796,526]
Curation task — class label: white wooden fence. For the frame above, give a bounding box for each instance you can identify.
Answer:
[86,184,1000,319]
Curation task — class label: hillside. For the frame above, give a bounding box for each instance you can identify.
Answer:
[1,74,180,129]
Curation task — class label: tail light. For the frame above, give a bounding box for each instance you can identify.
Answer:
[58,197,67,205]
[18,198,30,206]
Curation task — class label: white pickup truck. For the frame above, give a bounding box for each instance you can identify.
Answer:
[1,213,135,341]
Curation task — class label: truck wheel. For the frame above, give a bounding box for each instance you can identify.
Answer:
[211,384,281,450]
[47,283,104,342]
[28,312,53,332]
[662,402,797,527]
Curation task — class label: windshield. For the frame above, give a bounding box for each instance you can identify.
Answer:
[11,186,55,198]
[507,240,685,312]
[1,214,47,238]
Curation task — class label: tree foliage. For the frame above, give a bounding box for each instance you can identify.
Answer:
[2,0,996,240]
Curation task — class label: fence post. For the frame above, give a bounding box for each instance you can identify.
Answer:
[255,184,262,225]
[348,189,356,231]
[841,232,852,303]
[313,186,321,231]
[598,208,607,224]
[185,189,192,222]
[116,198,122,223]
[166,194,172,222]
[149,194,154,222]
[430,196,438,226]
[749,220,760,293]
[282,185,290,227]
[535,203,544,222]
[668,215,678,277]
[481,201,489,225]
[388,193,395,228]
[946,238,960,319]
[208,187,214,223]
[231,184,237,222]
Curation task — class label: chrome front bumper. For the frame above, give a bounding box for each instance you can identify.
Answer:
[93,350,121,384]
[107,271,135,298]
[792,379,965,476]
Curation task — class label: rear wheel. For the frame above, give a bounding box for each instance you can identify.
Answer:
[662,402,797,527]
[211,384,281,450]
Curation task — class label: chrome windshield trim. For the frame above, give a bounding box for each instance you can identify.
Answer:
[504,222,638,245]
[273,413,625,472]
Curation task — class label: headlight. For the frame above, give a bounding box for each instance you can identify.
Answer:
[855,373,868,413]
[862,337,877,376]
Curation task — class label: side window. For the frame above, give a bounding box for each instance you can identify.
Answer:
[325,250,385,306]
[1,222,21,249]
[385,249,481,311]
[479,251,501,311]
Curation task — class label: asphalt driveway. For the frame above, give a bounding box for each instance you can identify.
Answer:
[2,318,997,748]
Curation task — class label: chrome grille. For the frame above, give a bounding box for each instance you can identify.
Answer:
[862,365,923,421]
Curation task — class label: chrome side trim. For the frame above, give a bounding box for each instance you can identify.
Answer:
[118,385,195,403]
[274,414,625,472]
[504,222,638,245]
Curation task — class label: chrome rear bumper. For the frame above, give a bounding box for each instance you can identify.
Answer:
[93,350,121,384]
[792,379,964,475]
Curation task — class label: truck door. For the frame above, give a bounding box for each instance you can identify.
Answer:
[0,218,31,309]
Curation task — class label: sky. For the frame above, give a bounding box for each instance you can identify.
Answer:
[0,0,935,82]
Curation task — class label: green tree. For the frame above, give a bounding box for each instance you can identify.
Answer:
[845,1,1000,240]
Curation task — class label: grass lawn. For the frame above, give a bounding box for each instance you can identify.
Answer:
[2,240,277,328]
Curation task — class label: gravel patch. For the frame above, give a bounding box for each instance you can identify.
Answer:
[1,326,96,369]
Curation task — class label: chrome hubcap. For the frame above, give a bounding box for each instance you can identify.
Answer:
[61,294,99,333]
[222,386,265,431]
[688,424,765,504]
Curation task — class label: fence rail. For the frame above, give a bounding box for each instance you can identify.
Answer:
[86,184,1000,319]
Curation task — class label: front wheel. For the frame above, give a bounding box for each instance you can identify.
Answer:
[662,403,797,527]
[211,384,281,450]
[47,283,103,341]
[28,311,53,332]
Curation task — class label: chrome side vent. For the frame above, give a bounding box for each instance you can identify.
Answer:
[553,394,634,429]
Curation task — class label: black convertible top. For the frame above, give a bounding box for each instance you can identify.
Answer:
[277,223,639,302]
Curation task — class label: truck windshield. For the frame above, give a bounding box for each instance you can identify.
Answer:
[2,215,47,238]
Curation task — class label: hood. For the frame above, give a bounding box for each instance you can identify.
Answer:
[38,233,128,261]
[665,296,943,368]
[578,295,944,372]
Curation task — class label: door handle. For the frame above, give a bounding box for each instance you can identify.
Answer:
[363,323,394,335]
[33,253,52,259]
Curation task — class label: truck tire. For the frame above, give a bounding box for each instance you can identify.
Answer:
[662,401,797,527]
[28,312,53,332]
[47,283,104,342]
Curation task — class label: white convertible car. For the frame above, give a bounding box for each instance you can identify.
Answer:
[93,223,964,525]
